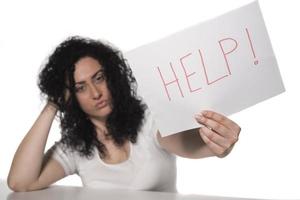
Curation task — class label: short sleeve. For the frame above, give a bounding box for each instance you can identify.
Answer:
[49,141,77,176]
[141,108,162,149]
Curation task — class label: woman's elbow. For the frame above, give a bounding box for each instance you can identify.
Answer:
[7,178,29,192]
[7,177,43,192]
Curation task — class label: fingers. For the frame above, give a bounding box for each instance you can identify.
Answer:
[201,110,241,133]
[195,110,241,157]
[199,128,227,156]
[195,114,231,138]
[200,126,232,149]
[195,112,239,145]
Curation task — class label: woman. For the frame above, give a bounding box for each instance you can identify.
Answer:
[7,36,241,192]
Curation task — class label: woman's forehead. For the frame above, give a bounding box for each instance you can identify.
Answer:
[74,57,103,82]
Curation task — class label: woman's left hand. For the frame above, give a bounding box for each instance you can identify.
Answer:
[195,110,241,158]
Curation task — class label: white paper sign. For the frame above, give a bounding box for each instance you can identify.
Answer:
[125,1,285,137]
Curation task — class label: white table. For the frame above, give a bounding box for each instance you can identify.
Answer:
[0,180,272,200]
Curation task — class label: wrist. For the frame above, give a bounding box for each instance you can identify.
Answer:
[45,101,58,114]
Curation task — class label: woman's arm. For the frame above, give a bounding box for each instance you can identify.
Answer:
[7,102,66,192]
[157,110,241,159]
[157,128,216,159]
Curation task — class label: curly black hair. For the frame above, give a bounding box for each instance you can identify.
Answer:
[38,36,147,158]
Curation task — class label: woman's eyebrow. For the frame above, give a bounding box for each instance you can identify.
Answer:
[75,69,103,85]
[91,69,104,79]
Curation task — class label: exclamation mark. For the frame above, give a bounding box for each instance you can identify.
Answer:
[246,28,259,66]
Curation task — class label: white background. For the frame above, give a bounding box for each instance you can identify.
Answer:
[0,0,299,199]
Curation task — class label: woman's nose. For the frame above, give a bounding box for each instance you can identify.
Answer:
[90,84,101,99]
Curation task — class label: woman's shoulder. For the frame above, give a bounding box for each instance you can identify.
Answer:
[140,108,156,134]
[50,141,72,154]
[47,141,82,175]
[138,108,163,149]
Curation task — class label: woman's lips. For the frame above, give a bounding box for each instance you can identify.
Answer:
[95,100,108,109]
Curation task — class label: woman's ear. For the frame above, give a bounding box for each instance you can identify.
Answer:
[64,73,72,104]
[64,87,71,102]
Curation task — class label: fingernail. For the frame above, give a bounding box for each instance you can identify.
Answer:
[201,111,207,116]
[194,114,203,120]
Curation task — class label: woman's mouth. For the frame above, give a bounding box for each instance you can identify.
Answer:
[95,100,108,109]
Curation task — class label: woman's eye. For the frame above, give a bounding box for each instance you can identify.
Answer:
[75,85,85,92]
[95,74,104,83]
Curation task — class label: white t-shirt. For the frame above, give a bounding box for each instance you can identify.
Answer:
[50,110,177,192]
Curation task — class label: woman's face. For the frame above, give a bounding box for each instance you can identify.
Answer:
[73,56,112,121]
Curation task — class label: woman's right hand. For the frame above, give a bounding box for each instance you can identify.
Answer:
[47,87,70,111]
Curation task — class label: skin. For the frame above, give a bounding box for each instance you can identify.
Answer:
[7,56,240,192]
[158,111,240,159]
[74,57,112,123]
[73,57,129,163]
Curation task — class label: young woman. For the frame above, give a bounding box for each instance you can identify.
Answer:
[7,36,241,192]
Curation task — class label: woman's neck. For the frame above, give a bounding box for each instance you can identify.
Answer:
[89,117,110,143]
